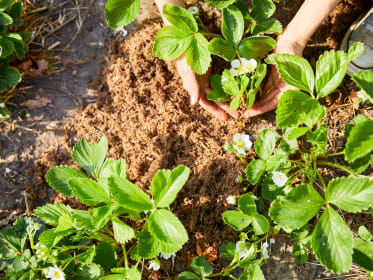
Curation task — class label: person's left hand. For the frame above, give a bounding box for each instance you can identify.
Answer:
[176,55,240,121]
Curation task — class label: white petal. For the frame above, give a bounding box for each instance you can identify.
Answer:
[226,195,236,205]
[240,58,250,67]
[241,135,252,149]
[231,59,241,69]
[248,58,257,68]
[272,171,288,187]
[236,147,246,155]
[233,133,242,142]
[230,68,239,76]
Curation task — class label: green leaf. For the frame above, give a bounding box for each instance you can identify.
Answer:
[205,0,236,9]
[269,184,324,230]
[345,120,373,162]
[315,50,348,98]
[7,2,23,18]
[245,159,266,185]
[46,166,88,196]
[349,154,373,173]
[109,175,153,212]
[186,33,211,75]
[112,217,135,244]
[153,26,192,61]
[0,0,10,11]
[352,70,373,103]
[0,12,12,25]
[0,37,14,57]
[285,127,309,140]
[266,149,289,172]
[208,37,236,61]
[222,69,239,95]
[177,271,200,280]
[238,193,257,216]
[76,263,104,279]
[34,203,71,226]
[292,241,308,264]
[265,54,315,94]
[219,242,235,261]
[277,90,326,129]
[77,246,96,264]
[239,264,264,280]
[39,228,73,248]
[234,1,251,29]
[191,256,213,276]
[261,174,285,200]
[254,129,280,160]
[312,205,353,274]
[290,224,310,240]
[105,0,140,28]
[94,242,117,271]
[222,5,244,46]
[69,178,110,206]
[251,0,275,21]
[0,100,10,119]
[148,209,188,245]
[163,4,198,33]
[7,35,24,60]
[247,64,267,109]
[134,230,161,259]
[239,36,276,60]
[347,42,365,61]
[353,238,373,271]
[345,114,368,138]
[159,239,183,254]
[91,204,115,230]
[72,135,108,177]
[222,210,251,231]
[251,214,269,235]
[207,74,229,102]
[358,226,372,241]
[4,67,21,86]
[99,158,127,179]
[306,124,327,155]
[230,92,242,110]
[151,165,189,208]
[327,176,373,213]
[251,19,282,35]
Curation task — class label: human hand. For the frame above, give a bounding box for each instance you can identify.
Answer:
[244,35,305,118]
[176,55,240,121]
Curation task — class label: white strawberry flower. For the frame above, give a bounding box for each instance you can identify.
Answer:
[226,195,236,205]
[272,171,288,187]
[357,90,369,101]
[45,266,65,280]
[72,219,84,231]
[230,58,257,76]
[115,27,128,37]
[161,253,175,260]
[236,240,250,259]
[149,259,161,271]
[232,133,252,155]
[262,242,269,259]
[187,6,199,15]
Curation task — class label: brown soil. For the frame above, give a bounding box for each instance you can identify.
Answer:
[26,0,373,279]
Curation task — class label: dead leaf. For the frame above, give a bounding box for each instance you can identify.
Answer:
[21,95,52,109]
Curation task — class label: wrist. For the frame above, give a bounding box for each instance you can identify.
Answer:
[275,31,307,56]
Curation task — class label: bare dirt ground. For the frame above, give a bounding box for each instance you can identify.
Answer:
[0,0,372,279]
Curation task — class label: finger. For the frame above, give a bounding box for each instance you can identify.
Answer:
[199,97,229,121]
[216,101,240,119]
[176,58,200,105]
[244,89,281,118]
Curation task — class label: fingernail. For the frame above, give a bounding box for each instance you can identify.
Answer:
[191,96,197,105]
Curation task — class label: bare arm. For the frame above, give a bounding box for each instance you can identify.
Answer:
[245,0,341,118]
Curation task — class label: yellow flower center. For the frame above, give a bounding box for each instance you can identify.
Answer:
[54,271,62,279]
[237,66,245,74]
[247,65,254,71]
[235,140,245,149]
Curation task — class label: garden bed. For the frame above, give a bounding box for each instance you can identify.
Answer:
[24,0,373,278]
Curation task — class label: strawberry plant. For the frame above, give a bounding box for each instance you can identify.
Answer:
[105,0,282,111]
[0,0,29,120]
[152,0,281,110]
[218,42,373,277]
[0,135,190,279]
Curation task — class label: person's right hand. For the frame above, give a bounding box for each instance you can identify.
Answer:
[176,55,240,121]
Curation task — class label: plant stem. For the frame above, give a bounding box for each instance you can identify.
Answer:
[324,151,344,157]
[122,244,128,268]
[314,160,327,194]
[317,160,357,176]
[200,31,221,38]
